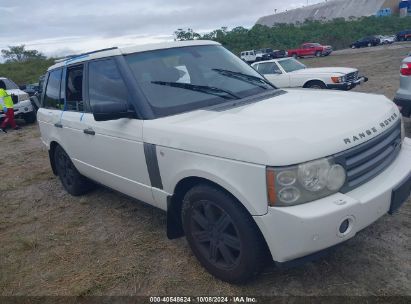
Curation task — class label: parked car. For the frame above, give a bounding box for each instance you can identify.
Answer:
[394,54,411,117]
[23,83,40,96]
[0,77,36,123]
[396,29,411,41]
[287,43,333,58]
[256,48,287,60]
[378,35,396,45]
[29,75,46,113]
[252,58,368,90]
[350,36,381,48]
[255,49,271,62]
[37,40,411,284]
[240,50,256,63]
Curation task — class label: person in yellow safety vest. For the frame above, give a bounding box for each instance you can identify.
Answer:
[0,80,20,133]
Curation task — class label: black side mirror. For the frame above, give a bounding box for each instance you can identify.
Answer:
[92,101,135,121]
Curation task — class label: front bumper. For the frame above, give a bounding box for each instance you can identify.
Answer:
[327,76,368,91]
[0,100,34,119]
[254,137,411,263]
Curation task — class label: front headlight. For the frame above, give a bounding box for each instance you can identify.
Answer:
[266,157,346,206]
[331,76,347,83]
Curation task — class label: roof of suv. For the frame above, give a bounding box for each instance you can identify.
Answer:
[48,40,220,71]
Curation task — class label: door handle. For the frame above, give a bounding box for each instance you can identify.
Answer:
[54,123,63,128]
[83,128,95,135]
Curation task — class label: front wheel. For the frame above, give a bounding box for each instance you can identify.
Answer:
[305,81,327,89]
[315,51,321,57]
[54,145,94,196]
[367,42,372,47]
[182,184,268,284]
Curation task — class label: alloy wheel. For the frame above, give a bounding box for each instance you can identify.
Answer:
[189,200,242,270]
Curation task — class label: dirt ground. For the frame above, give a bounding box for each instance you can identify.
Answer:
[1,43,411,297]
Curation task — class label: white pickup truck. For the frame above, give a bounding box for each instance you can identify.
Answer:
[0,77,36,123]
[252,58,368,90]
[37,41,411,284]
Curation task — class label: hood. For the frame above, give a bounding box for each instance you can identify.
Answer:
[290,67,357,76]
[6,89,29,102]
[144,90,399,166]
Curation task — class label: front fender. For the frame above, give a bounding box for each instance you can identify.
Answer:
[157,146,268,216]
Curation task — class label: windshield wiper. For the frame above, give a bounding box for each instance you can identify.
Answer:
[151,81,240,100]
[212,68,274,89]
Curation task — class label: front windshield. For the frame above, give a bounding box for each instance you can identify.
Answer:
[125,45,275,116]
[278,58,306,73]
[2,78,19,90]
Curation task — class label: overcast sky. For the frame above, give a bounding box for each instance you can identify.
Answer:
[0,0,324,58]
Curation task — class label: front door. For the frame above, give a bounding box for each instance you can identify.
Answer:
[74,57,154,206]
[256,62,290,88]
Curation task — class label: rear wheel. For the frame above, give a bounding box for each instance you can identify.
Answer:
[182,184,268,284]
[292,53,298,59]
[54,145,94,196]
[305,80,327,89]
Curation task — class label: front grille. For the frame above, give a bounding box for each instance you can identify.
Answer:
[346,71,358,82]
[335,120,402,193]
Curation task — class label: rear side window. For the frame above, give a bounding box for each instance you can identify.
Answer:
[88,58,129,108]
[66,65,84,112]
[44,69,62,109]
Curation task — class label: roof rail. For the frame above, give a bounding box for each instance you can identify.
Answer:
[54,47,119,63]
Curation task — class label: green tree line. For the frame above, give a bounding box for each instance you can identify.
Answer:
[0,45,52,85]
[3,16,411,85]
[177,16,411,54]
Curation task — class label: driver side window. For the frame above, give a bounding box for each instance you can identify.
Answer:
[257,62,282,75]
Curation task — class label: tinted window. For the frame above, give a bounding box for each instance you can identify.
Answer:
[44,69,62,109]
[88,58,129,108]
[66,65,84,112]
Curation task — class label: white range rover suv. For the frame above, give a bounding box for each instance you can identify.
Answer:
[37,41,411,283]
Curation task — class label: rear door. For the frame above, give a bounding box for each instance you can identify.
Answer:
[58,64,90,161]
[76,57,155,206]
[37,68,64,146]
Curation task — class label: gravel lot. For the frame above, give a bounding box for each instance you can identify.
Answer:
[1,43,411,297]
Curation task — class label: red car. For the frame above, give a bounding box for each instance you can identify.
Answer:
[288,43,333,58]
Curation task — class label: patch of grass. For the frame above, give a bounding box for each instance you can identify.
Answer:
[16,236,39,251]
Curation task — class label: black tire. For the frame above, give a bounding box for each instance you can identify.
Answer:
[24,111,37,124]
[54,145,94,196]
[315,51,321,57]
[367,42,372,47]
[305,80,327,89]
[292,53,298,59]
[181,184,269,284]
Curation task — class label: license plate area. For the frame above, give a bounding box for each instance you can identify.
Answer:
[389,173,411,214]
